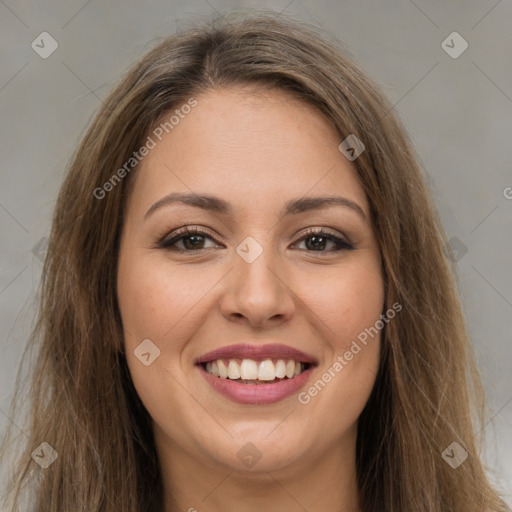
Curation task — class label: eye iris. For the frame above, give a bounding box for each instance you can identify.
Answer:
[306,235,326,251]
[183,235,204,250]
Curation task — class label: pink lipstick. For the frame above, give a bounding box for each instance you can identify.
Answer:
[195,343,317,405]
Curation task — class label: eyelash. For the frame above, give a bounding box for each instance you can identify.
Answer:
[157,226,355,254]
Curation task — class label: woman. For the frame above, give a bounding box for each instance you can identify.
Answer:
[1,11,509,512]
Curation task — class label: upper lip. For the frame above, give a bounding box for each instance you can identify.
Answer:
[195,343,318,365]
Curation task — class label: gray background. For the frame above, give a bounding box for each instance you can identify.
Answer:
[0,0,511,504]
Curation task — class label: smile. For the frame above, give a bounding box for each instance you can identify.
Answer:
[195,343,317,404]
[203,358,310,383]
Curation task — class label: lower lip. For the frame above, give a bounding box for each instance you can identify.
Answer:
[198,365,314,405]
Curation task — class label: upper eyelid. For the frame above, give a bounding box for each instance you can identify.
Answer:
[163,226,218,242]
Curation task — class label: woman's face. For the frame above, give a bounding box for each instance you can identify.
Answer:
[117,87,384,477]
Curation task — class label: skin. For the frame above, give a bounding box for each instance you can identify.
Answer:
[117,86,384,512]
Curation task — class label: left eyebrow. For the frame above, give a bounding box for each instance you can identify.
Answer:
[144,192,367,221]
[283,196,367,221]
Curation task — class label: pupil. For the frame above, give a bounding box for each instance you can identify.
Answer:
[184,235,203,250]
[307,235,325,251]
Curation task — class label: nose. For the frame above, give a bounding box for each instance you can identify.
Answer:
[219,245,295,329]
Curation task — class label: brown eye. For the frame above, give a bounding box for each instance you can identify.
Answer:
[159,227,221,252]
[293,229,354,253]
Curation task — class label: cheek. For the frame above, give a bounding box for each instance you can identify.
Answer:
[297,256,384,409]
[117,254,211,344]
[306,258,384,351]
[117,252,203,430]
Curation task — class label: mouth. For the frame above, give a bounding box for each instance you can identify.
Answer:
[195,344,317,404]
[201,358,312,384]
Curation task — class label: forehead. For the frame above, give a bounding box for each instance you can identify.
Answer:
[126,86,369,218]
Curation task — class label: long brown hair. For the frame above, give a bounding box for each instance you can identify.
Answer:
[1,11,509,512]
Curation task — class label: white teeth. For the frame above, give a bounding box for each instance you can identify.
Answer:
[204,358,307,381]
[285,360,295,379]
[275,359,286,378]
[218,360,228,378]
[227,360,240,379]
[258,359,275,381]
[240,359,258,380]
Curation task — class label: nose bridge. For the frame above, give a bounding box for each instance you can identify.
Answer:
[236,234,284,299]
[220,234,294,325]
[238,240,280,289]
